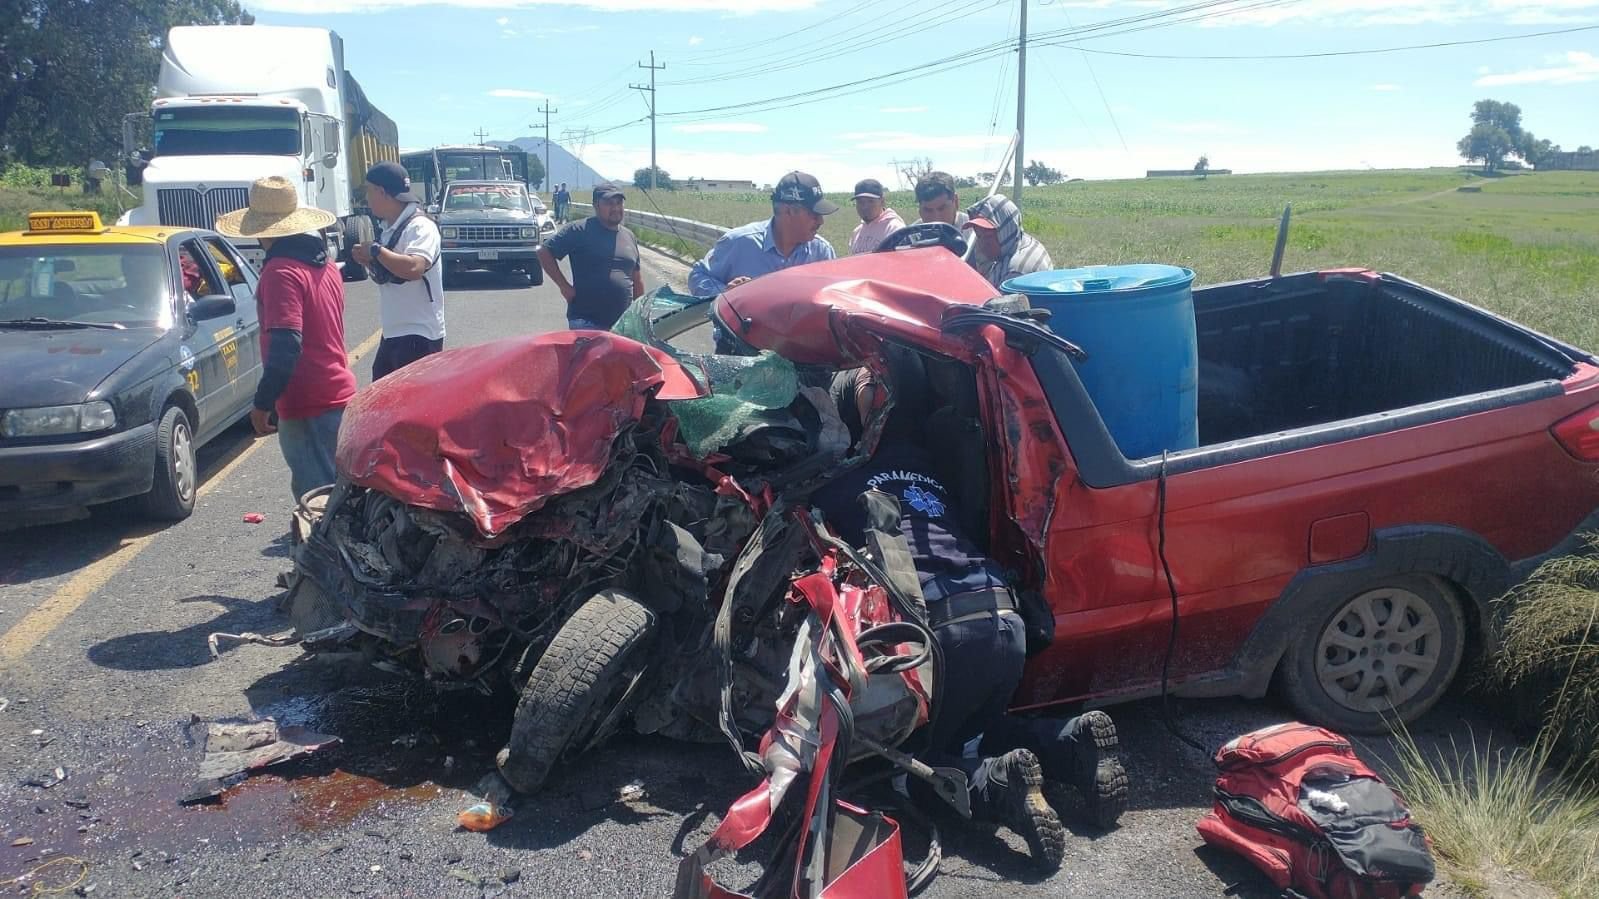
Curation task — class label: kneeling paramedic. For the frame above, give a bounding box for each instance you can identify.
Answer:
[807,369,1130,871]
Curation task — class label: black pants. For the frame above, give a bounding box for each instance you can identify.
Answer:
[372,335,443,381]
[919,609,1028,788]
[917,605,1087,805]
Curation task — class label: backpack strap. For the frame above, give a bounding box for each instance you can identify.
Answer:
[378,206,438,303]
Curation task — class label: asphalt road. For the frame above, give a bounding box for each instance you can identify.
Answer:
[0,249,1473,898]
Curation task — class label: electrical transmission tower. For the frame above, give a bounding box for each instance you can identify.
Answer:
[561,127,595,187]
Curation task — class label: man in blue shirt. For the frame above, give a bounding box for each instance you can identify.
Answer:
[687,171,838,296]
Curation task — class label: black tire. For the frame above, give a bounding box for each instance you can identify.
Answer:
[140,405,197,521]
[497,590,656,794]
[528,265,543,287]
[1278,574,1465,734]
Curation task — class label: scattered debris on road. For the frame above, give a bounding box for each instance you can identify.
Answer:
[242,513,266,524]
[182,716,340,803]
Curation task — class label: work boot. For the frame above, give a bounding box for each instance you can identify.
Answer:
[1065,711,1129,830]
[976,749,1066,871]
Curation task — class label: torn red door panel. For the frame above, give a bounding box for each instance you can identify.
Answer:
[335,331,704,538]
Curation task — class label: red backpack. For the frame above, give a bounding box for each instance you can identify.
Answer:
[1196,723,1435,899]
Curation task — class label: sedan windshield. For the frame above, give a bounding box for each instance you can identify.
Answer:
[153,106,302,157]
[444,184,530,213]
[0,245,172,328]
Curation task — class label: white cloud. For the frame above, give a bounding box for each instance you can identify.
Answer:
[688,35,704,45]
[1370,83,1401,91]
[673,122,768,134]
[879,105,928,114]
[840,131,1009,151]
[501,28,519,36]
[1476,50,1599,85]
[488,88,548,99]
[252,0,816,13]
[496,15,510,24]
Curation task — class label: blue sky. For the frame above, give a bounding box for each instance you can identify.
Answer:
[246,0,1599,187]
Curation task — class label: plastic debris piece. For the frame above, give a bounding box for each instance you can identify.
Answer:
[12,837,34,846]
[618,780,647,803]
[242,513,266,524]
[183,717,340,803]
[457,801,513,832]
[0,697,9,713]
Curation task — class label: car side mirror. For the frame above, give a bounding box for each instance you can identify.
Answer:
[190,296,236,320]
[322,152,339,169]
[426,204,440,215]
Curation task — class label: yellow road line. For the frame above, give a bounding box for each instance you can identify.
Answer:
[0,327,383,664]
[349,329,382,364]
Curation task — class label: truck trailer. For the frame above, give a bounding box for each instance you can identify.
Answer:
[121,25,398,277]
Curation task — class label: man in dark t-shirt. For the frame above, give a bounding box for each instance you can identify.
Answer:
[537,182,643,330]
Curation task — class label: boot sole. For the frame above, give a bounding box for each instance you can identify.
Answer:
[1004,751,1067,871]
[1077,711,1129,830]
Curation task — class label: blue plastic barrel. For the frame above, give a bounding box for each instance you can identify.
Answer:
[1003,264,1198,459]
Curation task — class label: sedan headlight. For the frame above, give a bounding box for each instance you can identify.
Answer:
[520,227,536,239]
[2,401,117,438]
[440,227,458,239]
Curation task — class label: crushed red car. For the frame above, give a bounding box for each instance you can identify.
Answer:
[283,244,1598,891]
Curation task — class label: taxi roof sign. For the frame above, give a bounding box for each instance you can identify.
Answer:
[26,211,105,234]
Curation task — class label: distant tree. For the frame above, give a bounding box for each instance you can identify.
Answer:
[0,0,253,166]
[1470,99,1524,144]
[1022,159,1064,187]
[1580,145,1595,154]
[1195,154,1211,178]
[527,154,545,191]
[954,174,979,189]
[1458,122,1515,172]
[632,166,673,190]
[893,157,934,190]
[1518,133,1559,169]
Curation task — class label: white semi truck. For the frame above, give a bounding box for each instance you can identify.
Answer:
[121,25,398,277]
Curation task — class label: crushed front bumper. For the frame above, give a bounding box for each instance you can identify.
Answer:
[0,423,157,513]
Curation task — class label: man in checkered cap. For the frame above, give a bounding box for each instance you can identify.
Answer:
[688,171,837,296]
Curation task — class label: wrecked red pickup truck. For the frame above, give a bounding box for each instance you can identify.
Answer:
[288,246,1599,795]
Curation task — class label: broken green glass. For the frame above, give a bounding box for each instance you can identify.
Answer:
[612,287,799,457]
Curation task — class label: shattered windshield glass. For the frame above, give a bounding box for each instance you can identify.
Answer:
[613,287,800,457]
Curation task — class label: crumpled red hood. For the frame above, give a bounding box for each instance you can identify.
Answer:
[335,331,704,538]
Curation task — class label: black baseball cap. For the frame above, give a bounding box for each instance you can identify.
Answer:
[772,171,839,215]
[365,161,419,203]
[593,183,625,203]
[853,178,885,199]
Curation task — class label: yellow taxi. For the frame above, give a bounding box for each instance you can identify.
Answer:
[0,212,262,521]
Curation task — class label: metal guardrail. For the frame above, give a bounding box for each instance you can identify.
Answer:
[568,201,728,248]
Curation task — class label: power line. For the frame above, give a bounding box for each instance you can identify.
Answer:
[1044,22,1599,59]
[672,0,883,65]
[658,0,1284,121]
[1051,0,1128,153]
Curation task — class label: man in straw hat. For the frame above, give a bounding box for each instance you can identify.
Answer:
[216,176,356,502]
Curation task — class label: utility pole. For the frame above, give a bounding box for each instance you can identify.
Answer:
[532,100,557,192]
[473,126,490,145]
[1013,0,1027,204]
[631,51,666,189]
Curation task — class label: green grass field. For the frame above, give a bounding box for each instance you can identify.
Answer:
[617,168,1599,351]
[0,184,137,234]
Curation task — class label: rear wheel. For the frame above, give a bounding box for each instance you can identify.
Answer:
[140,405,197,521]
[1278,574,1465,733]
[496,590,656,794]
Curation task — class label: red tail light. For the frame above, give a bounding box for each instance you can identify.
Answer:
[1552,403,1599,461]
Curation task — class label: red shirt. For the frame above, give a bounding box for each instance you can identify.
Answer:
[257,256,357,420]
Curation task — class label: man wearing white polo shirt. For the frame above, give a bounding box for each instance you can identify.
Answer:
[351,161,447,380]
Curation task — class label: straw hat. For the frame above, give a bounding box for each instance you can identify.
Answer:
[214,176,336,239]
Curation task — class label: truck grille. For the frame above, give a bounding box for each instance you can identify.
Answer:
[458,225,524,242]
[156,187,251,230]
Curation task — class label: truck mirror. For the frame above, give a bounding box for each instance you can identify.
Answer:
[322,120,342,160]
[323,152,339,169]
[426,204,439,215]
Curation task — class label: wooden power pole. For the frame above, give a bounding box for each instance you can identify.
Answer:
[532,101,557,191]
[631,51,666,189]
